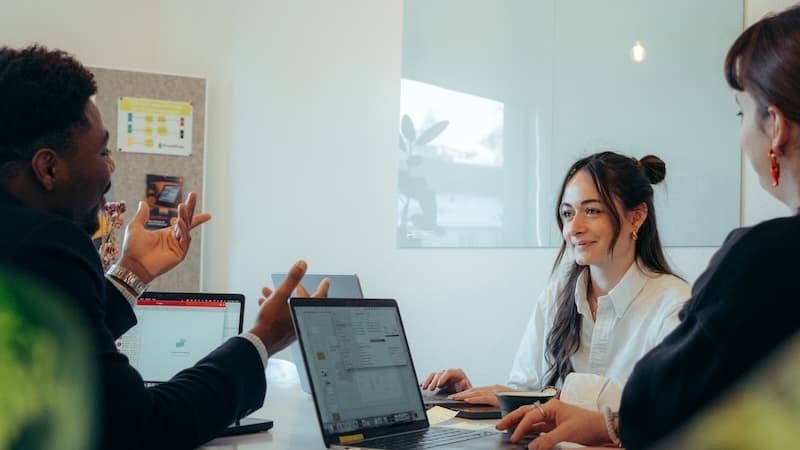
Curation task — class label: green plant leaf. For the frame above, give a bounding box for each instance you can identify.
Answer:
[399,135,408,152]
[401,115,416,142]
[415,120,449,146]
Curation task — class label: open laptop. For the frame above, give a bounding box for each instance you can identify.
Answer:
[271,273,364,393]
[290,298,527,450]
[117,291,273,437]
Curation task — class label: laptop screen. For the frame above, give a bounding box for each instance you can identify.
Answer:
[118,292,245,383]
[291,298,427,445]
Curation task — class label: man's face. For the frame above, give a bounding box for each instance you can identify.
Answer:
[53,101,114,234]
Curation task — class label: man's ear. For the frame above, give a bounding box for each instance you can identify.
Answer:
[30,148,59,191]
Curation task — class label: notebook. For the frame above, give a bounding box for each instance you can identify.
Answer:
[271,273,364,393]
[290,298,523,450]
[117,291,272,437]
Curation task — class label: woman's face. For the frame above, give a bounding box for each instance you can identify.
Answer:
[560,170,640,272]
[737,90,775,193]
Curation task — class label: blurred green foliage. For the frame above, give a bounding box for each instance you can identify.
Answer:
[0,270,95,450]
[660,333,800,450]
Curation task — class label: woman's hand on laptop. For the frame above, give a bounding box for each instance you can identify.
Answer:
[250,261,330,355]
[495,399,611,450]
[420,368,472,393]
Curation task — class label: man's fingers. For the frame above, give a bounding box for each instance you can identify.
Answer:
[179,192,197,227]
[273,261,308,301]
[261,286,273,298]
[179,219,190,247]
[130,201,150,227]
[296,283,310,297]
[312,278,330,298]
[179,191,211,230]
[184,191,197,213]
[190,213,212,229]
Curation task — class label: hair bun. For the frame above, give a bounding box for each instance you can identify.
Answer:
[639,154,666,184]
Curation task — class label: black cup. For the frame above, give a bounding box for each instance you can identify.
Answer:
[495,391,555,418]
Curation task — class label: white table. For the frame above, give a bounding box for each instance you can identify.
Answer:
[199,359,325,449]
[198,359,590,450]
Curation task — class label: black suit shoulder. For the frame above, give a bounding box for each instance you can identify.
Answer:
[620,215,800,449]
[0,197,135,339]
[0,195,267,450]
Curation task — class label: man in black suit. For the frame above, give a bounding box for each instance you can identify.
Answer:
[0,45,327,450]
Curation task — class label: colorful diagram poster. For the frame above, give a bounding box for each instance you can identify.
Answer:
[117,97,192,156]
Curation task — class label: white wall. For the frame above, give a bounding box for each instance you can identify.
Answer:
[0,0,794,386]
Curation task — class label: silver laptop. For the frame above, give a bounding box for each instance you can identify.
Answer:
[119,291,245,382]
[118,292,272,436]
[271,273,364,393]
[290,298,526,450]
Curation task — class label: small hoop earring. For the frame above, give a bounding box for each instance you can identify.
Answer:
[631,230,638,241]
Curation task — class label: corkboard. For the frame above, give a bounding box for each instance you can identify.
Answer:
[91,67,206,291]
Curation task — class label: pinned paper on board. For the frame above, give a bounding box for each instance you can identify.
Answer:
[117,97,192,156]
[144,174,184,230]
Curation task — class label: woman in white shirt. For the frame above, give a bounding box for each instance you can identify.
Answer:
[421,151,690,410]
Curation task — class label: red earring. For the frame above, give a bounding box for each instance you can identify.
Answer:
[769,148,780,187]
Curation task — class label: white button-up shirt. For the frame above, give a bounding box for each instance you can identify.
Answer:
[507,261,690,408]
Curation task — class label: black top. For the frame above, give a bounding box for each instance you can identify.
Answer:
[0,192,266,450]
[619,215,800,449]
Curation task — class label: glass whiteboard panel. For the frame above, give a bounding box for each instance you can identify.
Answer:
[398,0,742,247]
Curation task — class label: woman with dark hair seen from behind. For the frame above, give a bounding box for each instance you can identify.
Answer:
[497,5,800,449]
[422,151,690,412]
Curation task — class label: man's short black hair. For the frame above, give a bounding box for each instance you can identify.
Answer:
[0,45,97,171]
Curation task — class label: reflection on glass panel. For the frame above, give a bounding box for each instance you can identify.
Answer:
[400,79,504,168]
[398,79,515,246]
[399,0,743,248]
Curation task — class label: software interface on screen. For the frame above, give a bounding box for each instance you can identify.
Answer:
[294,306,425,434]
[119,296,241,381]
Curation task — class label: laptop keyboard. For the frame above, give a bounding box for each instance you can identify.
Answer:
[360,427,494,450]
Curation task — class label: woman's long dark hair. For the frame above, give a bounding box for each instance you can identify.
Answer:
[543,151,675,386]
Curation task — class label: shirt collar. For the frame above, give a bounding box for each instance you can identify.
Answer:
[573,261,648,319]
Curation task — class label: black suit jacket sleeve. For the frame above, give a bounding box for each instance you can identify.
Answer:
[618,218,800,449]
[13,219,266,450]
